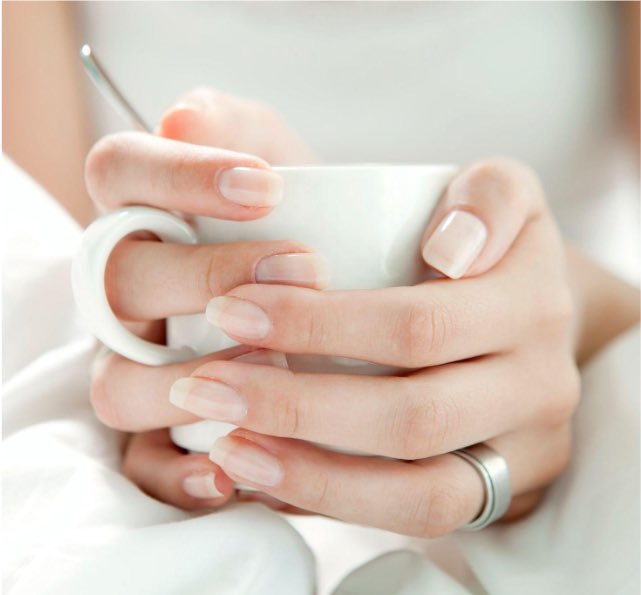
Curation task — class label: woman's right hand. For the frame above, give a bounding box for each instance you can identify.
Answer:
[86,90,325,509]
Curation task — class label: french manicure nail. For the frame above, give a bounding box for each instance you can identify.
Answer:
[206,296,271,340]
[183,472,223,499]
[170,377,246,422]
[422,210,487,279]
[209,436,283,487]
[218,167,283,207]
[255,253,331,288]
[232,349,288,368]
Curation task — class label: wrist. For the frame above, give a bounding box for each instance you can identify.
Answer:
[566,243,640,365]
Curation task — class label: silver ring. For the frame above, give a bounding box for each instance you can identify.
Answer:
[451,443,512,531]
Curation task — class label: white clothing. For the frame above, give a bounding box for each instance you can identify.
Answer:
[2,155,639,594]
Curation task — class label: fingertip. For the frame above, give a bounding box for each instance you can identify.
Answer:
[421,210,488,279]
[180,457,236,508]
[158,103,203,141]
[124,431,236,510]
[421,158,544,279]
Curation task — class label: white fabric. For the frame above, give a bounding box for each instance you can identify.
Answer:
[2,156,315,594]
[3,154,639,593]
[289,321,641,594]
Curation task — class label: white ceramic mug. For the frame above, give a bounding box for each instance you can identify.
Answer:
[72,164,457,452]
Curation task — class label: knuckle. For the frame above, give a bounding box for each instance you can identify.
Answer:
[395,301,453,367]
[201,241,312,299]
[402,483,464,538]
[303,305,331,351]
[388,389,462,460]
[84,133,126,206]
[388,396,429,459]
[167,150,207,197]
[302,468,332,510]
[538,362,581,426]
[271,383,301,438]
[425,485,467,536]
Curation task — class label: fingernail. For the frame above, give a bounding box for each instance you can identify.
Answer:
[170,377,246,422]
[255,253,331,288]
[218,167,283,207]
[183,472,224,499]
[206,296,271,341]
[232,349,288,369]
[422,210,487,279]
[209,436,283,487]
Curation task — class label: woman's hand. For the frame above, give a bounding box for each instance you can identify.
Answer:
[87,89,322,509]
[158,158,583,535]
[157,87,316,166]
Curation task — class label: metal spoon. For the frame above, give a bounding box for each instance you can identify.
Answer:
[80,44,152,132]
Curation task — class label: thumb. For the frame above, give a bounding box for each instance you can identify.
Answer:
[421,158,545,279]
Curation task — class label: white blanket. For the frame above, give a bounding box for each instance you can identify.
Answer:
[2,155,639,594]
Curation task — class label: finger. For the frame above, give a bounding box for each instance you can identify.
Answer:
[122,429,235,510]
[91,348,287,432]
[157,87,316,164]
[208,424,571,537]
[204,214,568,368]
[85,131,283,216]
[105,238,329,321]
[203,283,516,368]
[170,350,578,459]
[420,158,545,279]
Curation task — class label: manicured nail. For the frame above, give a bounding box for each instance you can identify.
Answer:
[217,167,283,207]
[209,436,283,487]
[233,349,288,368]
[170,377,246,422]
[422,210,487,279]
[183,472,223,499]
[206,296,271,340]
[255,253,331,288]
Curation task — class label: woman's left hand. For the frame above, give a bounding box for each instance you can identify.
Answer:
[159,158,580,536]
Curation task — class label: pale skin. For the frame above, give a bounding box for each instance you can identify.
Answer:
[5,4,639,537]
[81,91,639,536]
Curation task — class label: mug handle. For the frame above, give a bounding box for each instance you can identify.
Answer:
[72,206,199,366]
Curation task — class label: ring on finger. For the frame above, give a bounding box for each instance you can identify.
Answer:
[451,443,512,531]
